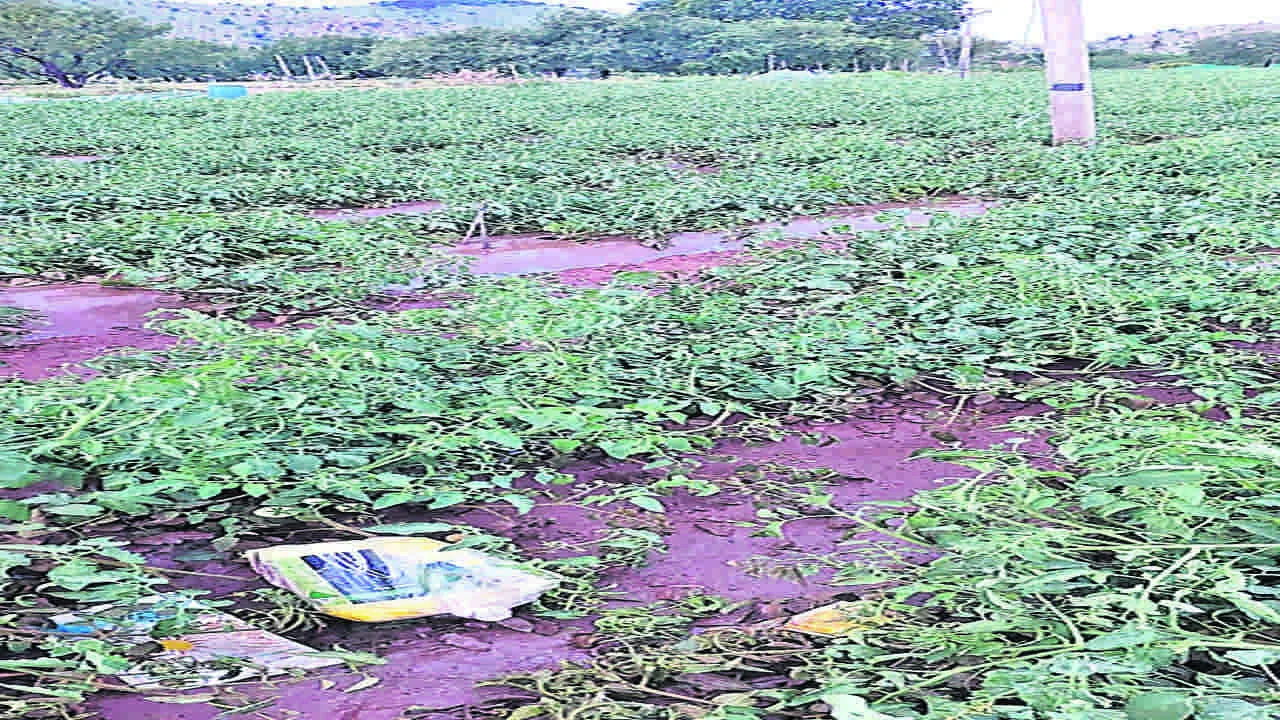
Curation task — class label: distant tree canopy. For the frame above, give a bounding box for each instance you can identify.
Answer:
[383,0,541,9]
[124,38,249,81]
[269,36,378,76]
[121,35,380,81]
[368,10,931,76]
[1192,32,1279,67]
[2,1,999,85]
[0,0,164,86]
[636,0,964,37]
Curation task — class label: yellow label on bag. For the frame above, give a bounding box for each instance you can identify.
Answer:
[247,538,559,623]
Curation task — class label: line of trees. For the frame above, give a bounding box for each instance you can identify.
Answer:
[3,0,1275,88]
[1,0,977,86]
[636,0,964,38]
[365,13,946,78]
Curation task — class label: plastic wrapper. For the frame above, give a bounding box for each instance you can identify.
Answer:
[50,594,339,690]
[784,601,897,637]
[246,537,559,623]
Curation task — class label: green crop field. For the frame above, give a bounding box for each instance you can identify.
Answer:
[0,69,1278,719]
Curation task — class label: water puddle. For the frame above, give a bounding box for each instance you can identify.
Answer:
[759,197,991,237]
[453,231,739,276]
[453,197,993,276]
[0,284,185,379]
[46,154,106,163]
[0,283,183,342]
[665,160,722,175]
[310,201,444,221]
[1225,249,1280,269]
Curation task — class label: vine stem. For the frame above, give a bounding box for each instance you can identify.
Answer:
[312,512,376,538]
[615,681,716,706]
[1036,593,1085,647]
[1136,547,1200,625]
[38,392,118,452]
[876,645,1080,703]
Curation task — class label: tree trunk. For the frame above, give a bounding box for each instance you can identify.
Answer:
[275,54,295,80]
[42,60,78,87]
[5,47,73,86]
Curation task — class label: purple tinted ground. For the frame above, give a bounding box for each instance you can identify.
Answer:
[2,200,1042,717]
[2,199,991,379]
[455,197,992,277]
[91,398,1047,720]
[0,283,184,380]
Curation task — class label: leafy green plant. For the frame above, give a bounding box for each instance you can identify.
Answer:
[500,403,1280,719]
[0,68,1276,718]
[0,307,36,346]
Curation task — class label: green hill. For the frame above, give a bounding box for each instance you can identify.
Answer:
[63,0,563,46]
[1093,21,1280,55]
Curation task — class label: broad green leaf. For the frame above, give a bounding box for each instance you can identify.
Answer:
[1223,649,1280,667]
[1226,595,1280,623]
[1085,626,1164,651]
[478,428,523,450]
[43,503,105,517]
[628,495,665,513]
[1125,692,1192,720]
[371,492,415,510]
[793,363,830,385]
[428,491,466,509]
[0,501,30,522]
[550,438,581,453]
[599,439,644,459]
[285,454,322,474]
[0,455,37,489]
[502,494,536,514]
[1197,698,1272,720]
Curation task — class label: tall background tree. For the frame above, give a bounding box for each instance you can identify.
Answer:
[0,0,165,87]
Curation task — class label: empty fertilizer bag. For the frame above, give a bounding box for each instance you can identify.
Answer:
[247,537,559,623]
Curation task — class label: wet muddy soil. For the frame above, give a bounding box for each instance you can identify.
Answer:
[453,197,993,277]
[44,154,106,163]
[1224,249,1280,269]
[665,160,722,174]
[0,283,184,379]
[90,397,1046,720]
[3,198,993,379]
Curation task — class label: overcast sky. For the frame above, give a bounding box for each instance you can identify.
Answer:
[223,0,1279,41]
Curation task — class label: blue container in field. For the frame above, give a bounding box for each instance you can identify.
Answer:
[207,84,247,99]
